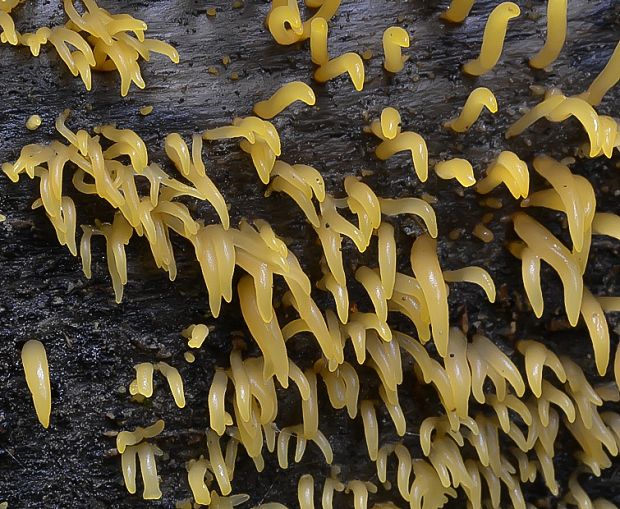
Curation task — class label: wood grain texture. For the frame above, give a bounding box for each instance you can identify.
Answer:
[0,0,619,507]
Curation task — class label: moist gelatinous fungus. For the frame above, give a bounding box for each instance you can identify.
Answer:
[0,0,178,95]
[2,0,620,508]
[462,2,521,76]
[21,340,51,429]
[444,87,498,133]
[382,26,409,74]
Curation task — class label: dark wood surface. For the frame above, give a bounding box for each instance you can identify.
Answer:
[0,0,619,507]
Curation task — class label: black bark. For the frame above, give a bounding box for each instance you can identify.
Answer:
[0,0,619,508]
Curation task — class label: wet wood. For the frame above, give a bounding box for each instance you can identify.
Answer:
[0,0,619,507]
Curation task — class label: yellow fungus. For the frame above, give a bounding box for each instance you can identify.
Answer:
[443,267,496,302]
[136,442,163,499]
[314,53,365,91]
[529,0,567,69]
[435,159,476,187]
[267,0,303,45]
[370,107,401,140]
[26,114,42,131]
[134,362,154,397]
[444,88,498,132]
[311,18,364,91]
[139,106,153,116]
[254,82,316,119]
[116,420,165,455]
[182,323,209,348]
[440,0,476,23]
[463,2,521,76]
[410,234,449,357]
[375,131,428,182]
[310,16,329,65]
[300,0,341,40]
[21,340,52,428]
[188,458,211,505]
[476,151,529,199]
[512,213,583,326]
[155,362,186,408]
[473,223,494,243]
[383,26,410,73]
[580,41,620,106]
